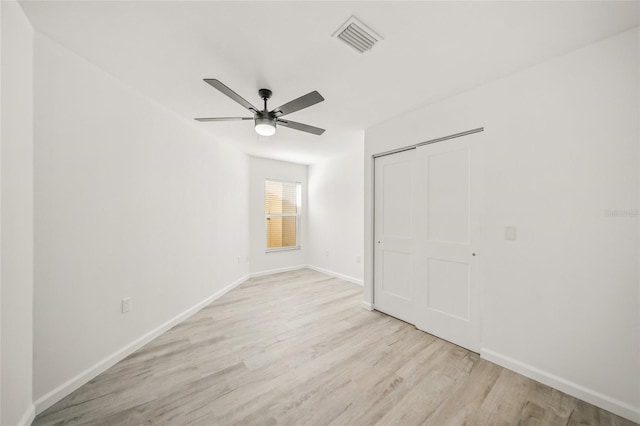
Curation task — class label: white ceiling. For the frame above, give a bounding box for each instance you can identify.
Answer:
[20,1,640,164]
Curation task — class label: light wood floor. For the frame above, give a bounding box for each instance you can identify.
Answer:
[34,269,636,426]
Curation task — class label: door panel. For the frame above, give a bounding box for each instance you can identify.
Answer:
[427,149,470,244]
[426,257,470,320]
[373,149,416,324]
[383,162,413,237]
[415,133,482,352]
[382,250,412,300]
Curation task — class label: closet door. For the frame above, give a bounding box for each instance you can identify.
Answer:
[414,133,482,352]
[373,149,418,324]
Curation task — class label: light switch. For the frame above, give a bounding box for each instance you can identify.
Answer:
[122,297,131,313]
[505,226,517,241]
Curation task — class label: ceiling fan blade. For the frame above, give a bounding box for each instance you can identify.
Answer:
[272,91,324,117]
[204,79,260,113]
[195,117,253,122]
[277,119,325,135]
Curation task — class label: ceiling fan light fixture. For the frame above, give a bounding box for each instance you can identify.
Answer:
[255,117,276,136]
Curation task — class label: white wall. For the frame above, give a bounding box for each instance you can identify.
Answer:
[365,28,639,421]
[1,2,3,421]
[0,2,35,425]
[308,144,364,284]
[33,34,250,411]
[249,157,307,275]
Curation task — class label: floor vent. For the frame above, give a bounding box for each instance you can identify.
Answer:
[333,16,382,53]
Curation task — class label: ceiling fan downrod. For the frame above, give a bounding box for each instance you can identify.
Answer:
[256,88,276,135]
[258,88,272,113]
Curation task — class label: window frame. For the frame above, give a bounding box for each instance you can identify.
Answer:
[264,178,302,252]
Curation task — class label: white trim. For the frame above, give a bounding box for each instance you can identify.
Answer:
[265,245,301,253]
[249,265,307,278]
[481,348,640,423]
[17,404,35,426]
[34,273,250,415]
[361,301,374,311]
[306,265,363,286]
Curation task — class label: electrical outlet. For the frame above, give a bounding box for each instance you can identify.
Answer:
[237,256,241,264]
[356,256,361,264]
[325,250,329,257]
[121,297,131,313]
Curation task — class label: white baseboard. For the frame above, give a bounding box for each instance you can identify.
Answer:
[17,403,35,426]
[34,273,250,415]
[481,348,640,423]
[249,265,307,278]
[306,265,364,286]
[361,301,374,311]
[249,265,364,287]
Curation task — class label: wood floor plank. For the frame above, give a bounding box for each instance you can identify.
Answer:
[33,269,638,426]
[517,400,568,426]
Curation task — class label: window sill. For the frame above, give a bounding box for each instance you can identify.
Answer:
[266,246,301,253]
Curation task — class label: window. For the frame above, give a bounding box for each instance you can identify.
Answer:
[265,179,301,251]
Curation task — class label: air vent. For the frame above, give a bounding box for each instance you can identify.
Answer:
[332,16,382,53]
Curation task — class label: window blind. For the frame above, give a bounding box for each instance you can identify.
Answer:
[265,180,300,250]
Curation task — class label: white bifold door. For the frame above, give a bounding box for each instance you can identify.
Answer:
[373,132,482,352]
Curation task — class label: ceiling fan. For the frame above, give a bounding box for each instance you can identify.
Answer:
[195,79,325,136]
